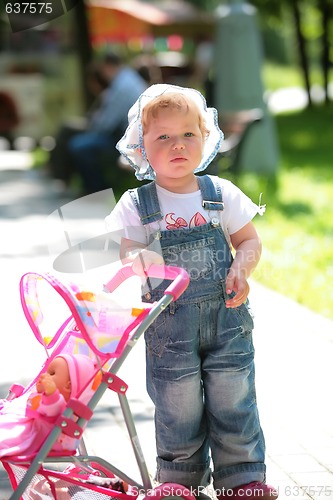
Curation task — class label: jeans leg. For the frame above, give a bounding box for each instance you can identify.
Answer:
[202,308,266,489]
[49,122,87,183]
[145,303,211,488]
[68,132,112,194]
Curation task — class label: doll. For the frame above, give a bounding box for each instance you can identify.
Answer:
[0,353,99,458]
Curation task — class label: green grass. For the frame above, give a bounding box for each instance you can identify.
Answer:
[229,104,333,320]
[32,148,49,169]
[262,62,304,90]
[262,61,330,91]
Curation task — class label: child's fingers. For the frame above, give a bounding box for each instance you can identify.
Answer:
[226,293,244,308]
[132,250,164,277]
[131,256,147,278]
[225,272,237,295]
[225,280,250,308]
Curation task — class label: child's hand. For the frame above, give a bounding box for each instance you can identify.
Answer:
[132,249,164,278]
[227,221,262,308]
[36,373,57,396]
[225,268,250,308]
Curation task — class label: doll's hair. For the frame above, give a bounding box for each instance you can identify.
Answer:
[141,92,210,138]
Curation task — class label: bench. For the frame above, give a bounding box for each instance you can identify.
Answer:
[205,108,264,176]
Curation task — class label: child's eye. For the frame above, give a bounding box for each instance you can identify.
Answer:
[159,134,169,140]
[184,132,194,137]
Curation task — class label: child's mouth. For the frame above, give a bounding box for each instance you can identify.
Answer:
[171,157,186,162]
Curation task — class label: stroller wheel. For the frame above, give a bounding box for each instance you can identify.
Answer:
[144,483,195,500]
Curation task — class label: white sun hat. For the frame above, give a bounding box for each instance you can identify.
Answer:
[116,83,224,181]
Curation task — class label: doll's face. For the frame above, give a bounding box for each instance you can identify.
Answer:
[38,357,71,399]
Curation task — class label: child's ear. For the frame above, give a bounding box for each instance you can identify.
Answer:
[138,147,148,162]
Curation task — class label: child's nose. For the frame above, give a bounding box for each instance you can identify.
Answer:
[172,137,185,149]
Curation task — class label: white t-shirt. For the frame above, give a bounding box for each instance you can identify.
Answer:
[105,176,261,246]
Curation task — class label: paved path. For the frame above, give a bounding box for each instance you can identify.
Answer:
[0,163,332,499]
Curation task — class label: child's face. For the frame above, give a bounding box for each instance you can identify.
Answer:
[143,105,204,188]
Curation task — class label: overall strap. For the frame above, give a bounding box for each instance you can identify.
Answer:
[129,181,163,226]
[197,175,224,211]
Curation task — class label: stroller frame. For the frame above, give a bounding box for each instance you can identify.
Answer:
[1,264,190,500]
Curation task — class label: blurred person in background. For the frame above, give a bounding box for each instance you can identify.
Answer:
[67,51,147,195]
[0,91,20,149]
[194,36,214,107]
[132,53,163,86]
[48,60,109,189]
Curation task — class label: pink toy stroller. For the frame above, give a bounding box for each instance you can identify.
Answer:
[0,264,195,500]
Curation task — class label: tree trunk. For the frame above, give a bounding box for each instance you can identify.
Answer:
[72,0,94,112]
[291,0,313,107]
[319,0,331,104]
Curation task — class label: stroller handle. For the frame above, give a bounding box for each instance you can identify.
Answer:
[104,264,190,301]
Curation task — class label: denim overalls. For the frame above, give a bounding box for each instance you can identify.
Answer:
[129,175,266,490]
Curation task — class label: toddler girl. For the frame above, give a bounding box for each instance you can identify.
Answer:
[106,84,277,499]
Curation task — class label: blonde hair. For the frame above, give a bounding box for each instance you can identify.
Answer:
[141,92,209,137]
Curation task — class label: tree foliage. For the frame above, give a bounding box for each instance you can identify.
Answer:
[184,0,333,105]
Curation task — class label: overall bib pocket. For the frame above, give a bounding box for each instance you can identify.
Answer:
[162,236,216,281]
